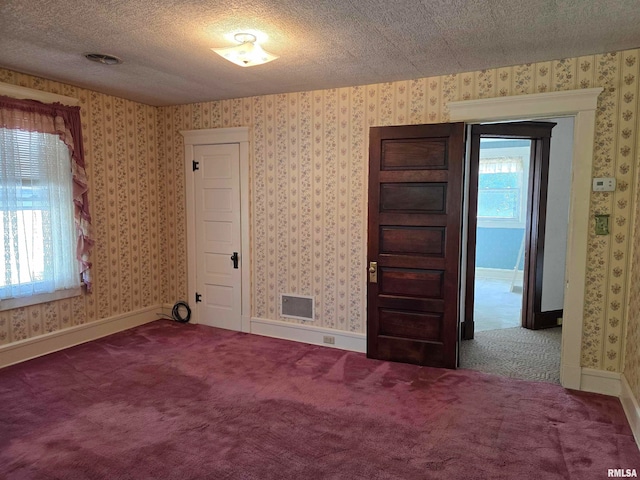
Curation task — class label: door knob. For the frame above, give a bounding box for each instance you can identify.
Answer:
[231,252,239,269]
[369,261,378,283]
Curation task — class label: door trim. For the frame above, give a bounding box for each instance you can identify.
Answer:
[181,127,251,333]
[449,87,603,390]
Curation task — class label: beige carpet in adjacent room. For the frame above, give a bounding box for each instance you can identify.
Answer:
[459,326,562,384]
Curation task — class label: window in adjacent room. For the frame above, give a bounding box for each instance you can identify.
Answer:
[477,139,531,229]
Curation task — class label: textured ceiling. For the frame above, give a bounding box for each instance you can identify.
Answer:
[1,0,639,106]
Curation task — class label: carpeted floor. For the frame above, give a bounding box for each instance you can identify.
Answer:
[459,326,562,384]
[1,320,638,479]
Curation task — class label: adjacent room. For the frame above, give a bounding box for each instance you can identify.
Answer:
[0,1,639,478]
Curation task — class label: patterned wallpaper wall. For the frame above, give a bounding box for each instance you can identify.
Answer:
[0,48,638,385]
[159,48,640,375]
[0,69,162,345]
[624,161,640,401]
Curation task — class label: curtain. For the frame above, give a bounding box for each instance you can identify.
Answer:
[0,95,93,293]
[479,157,524,174]
[0,129,79,297]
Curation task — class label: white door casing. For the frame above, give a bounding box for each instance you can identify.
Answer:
[182,127,251,332]
[449,87,603,390]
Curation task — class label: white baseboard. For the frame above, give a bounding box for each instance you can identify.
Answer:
[250,316,366,353]
[0,305,161,369]
[560,364,582,390]
[242,314,251,334]
[161,303,174,319]
[580,367,622,396]
[620,374,640,450]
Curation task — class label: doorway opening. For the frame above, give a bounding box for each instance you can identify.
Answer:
[444,88,599,388]
[459,117,574,383]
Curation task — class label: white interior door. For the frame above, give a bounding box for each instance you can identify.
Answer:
[194,143,242,331]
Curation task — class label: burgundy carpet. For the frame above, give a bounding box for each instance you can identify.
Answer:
[1,320,638,479]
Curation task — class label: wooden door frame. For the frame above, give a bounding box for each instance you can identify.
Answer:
[449,87,602,390]
[181,127,251,333]
[462,122,555,340]
[521,132,557,330]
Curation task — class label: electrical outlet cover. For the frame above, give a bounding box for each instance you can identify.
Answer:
[595,214,609,235]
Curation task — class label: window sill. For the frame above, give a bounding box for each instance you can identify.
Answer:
[0,287,83,311]
[477,220,525,229]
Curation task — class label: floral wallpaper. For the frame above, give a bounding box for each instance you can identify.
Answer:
[0,48,638,395]
[159,48,640,377]
[624,147,640,401]
[0,69,162,345]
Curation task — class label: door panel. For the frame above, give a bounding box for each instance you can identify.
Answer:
[194,143,242,331]
[379,268,443,298]
[381,139,448,169]
[380,183,447,212]
[378,310,443,340]
[367,123,465,369]
[380,226,445,256]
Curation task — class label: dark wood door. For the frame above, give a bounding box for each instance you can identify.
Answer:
[461,122,556,341]
[367,123,465,369]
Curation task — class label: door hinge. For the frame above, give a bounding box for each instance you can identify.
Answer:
[192,160,200,171]
[195,292,202,303]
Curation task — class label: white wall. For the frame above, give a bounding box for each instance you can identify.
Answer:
[541,116,574,312]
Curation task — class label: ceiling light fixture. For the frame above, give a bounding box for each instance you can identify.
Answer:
[212,33,278,67]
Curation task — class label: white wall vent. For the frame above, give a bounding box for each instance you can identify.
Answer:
[280,294,314,321]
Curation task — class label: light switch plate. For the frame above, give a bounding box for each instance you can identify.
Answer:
[595,214,609,235]
[592,177,616,192]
